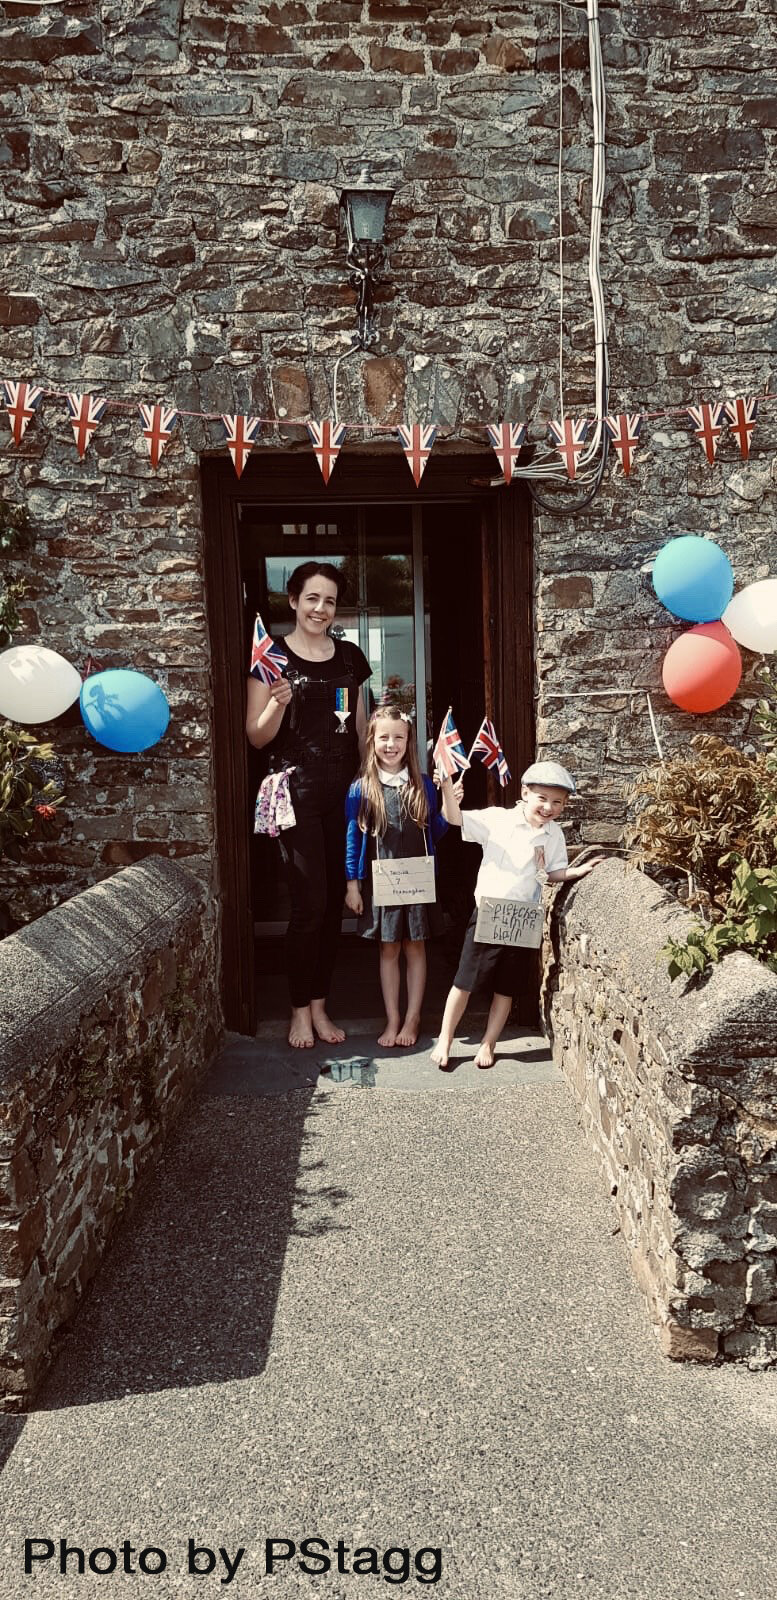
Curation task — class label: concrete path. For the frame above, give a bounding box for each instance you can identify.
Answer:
[1,1026,776,1600]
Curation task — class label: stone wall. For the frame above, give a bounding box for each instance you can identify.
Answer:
[545,860,777,1366]
[0,856,221,1409]
[0,1,775,915]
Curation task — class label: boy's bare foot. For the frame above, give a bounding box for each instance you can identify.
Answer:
[474,1041,496,1069]
[431,1040,452,1069]
[397,1014,420,1047]
[288,1007,314,1049]
[310,1005,345,1044]
[377,1021,399,1047]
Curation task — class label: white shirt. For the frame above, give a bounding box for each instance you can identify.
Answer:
[377,765,409,788]
[461,804,568,905]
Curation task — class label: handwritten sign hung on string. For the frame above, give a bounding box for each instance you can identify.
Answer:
[372,856,436,907]
[474,896,544,949]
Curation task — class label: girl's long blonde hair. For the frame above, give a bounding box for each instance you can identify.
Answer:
[358,706,429,837]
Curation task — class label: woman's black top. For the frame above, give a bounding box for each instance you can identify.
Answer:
[268,637,372,777]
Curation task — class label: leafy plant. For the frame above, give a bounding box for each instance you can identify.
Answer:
[0,721,64,863]
[0,496,33,559]
[0,577,26,647]
[624,666,777,978]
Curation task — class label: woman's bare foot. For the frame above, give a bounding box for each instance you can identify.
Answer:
[474,1040,496,1069]
[377,1020,400,1047]
[288,1006,314,1049]
[310,1003,345,1044]
[396,1014,420,1047]
[431,1039,452,1069]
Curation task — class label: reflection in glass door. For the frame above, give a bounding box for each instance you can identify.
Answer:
[240,504,430,929]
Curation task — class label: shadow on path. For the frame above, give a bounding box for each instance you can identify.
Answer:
[33,1077,341,1412]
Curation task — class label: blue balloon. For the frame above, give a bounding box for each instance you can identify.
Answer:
[652,535,734,623]
[80,669,170,753]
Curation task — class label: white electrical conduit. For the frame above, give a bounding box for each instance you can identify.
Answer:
[514,0,609,485]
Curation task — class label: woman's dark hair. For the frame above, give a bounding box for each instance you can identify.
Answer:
[286,561,346,602]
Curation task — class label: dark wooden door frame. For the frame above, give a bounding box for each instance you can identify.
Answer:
[200,446,534,1035]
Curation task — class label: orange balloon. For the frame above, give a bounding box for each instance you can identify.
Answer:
[662,621,742,713]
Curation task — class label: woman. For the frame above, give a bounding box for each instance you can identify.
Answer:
[246,561,372,1049]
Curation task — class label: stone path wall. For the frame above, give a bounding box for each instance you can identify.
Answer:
[0,857,221,1409]
[545,860,777,1366]
[0,2,775,915]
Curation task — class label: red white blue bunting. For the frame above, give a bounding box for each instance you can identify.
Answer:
[66,392,107,458]
[604,413,642,476]
[222,414,261,479]
[3,380,43,446]
[139,404,178,469]
[548,416,590,480]
[306,419,346,484]
[723,395,758,461]
[485,422,526,484]
[687,402,726,467]
[397,423,437,486]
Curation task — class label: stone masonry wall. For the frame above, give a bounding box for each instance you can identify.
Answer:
[545,860,777,1366]
[0,856,221,1409]
[0,1,775,916]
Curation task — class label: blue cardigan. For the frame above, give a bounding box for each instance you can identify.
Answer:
[345,775,448,881]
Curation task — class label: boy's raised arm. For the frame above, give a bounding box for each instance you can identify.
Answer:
[439,773,463,828]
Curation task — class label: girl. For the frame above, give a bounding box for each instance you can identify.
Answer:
[345,707,448,1049]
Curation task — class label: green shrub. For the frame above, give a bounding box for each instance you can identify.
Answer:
[0,722,64,863]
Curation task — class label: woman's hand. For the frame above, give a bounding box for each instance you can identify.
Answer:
[345,881,363,915]
[269,677,293,707]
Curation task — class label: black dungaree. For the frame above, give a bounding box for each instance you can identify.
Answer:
[268,639,367,1008]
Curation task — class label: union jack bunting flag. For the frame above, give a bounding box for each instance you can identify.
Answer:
[249,613,288,686]
[397,423,437,487]
[66,392,107,459]
[306,419,346,484]
[723,395,758,461]
[687,401,726,466]
[604,413,643,476]
[485,421,527,485]
[139,403,179,468]
[433,707,470,779]
[548,416,590,480]
[221,414,261,478]
[3,380,43,446]
[469,717,511,787]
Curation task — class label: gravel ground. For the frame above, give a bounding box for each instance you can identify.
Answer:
[1,1046,775,1600]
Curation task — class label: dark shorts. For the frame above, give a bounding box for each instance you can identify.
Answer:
[454,909,538,998]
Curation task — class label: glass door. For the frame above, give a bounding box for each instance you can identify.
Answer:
[240,504,429,931]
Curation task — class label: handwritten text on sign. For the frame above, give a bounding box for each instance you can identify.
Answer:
[372,856,436,906]
[475,896,544,948]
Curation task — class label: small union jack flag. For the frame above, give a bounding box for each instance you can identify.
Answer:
[66,392,107,458]
[221,414,261,479]
[3,380,43,446]
[249,613,288,686]
[139,403,178,468]
[433,708,470,779]
[604,412,643,476]
[397,423,437,487]
[485,422,526,485]
[548,416,590,480]
[307,419,346,485]
[469,717,511,787]
[723,396,758,461]
[687,401,726,466]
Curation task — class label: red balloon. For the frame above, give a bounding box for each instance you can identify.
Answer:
[662,621,742,713]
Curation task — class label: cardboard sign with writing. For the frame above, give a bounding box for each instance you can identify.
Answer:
[474,896,544,949]
[372,856,436,907]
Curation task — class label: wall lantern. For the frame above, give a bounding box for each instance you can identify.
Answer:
[338,168,394,349]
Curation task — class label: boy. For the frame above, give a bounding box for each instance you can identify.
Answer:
[431,760,604,1070]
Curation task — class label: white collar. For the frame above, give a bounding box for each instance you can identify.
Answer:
[378,764,409,788]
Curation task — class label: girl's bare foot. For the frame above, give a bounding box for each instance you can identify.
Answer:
[288,1006,314,1048]
[377,1020,399,1047]
[431,1040,451,1069]
[310,1004,345,1044]
[397,1014,420,1047]
[474,1041,496,1069]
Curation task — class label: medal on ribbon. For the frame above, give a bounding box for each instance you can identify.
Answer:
[334,685,350,734]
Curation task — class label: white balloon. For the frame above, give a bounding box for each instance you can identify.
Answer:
[722,579,777,654]
[0,644,82,723]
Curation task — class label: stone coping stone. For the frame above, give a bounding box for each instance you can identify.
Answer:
[553,859,777,1080]
[0,857,204,1090]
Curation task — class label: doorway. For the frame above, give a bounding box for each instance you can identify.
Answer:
[201,447,534,1035]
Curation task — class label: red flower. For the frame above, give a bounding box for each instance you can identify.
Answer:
[35,803,57,821]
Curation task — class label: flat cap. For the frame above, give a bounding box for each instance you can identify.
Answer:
[520,760,576,793]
